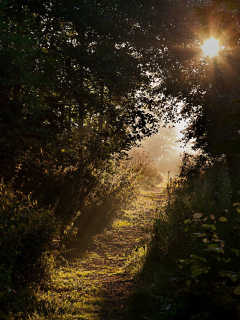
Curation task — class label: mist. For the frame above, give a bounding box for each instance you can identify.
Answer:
[128,124,186,178]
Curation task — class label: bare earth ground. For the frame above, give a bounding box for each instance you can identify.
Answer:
[36,182,166,320]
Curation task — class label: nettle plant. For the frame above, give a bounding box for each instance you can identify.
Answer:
[178,205,240,298]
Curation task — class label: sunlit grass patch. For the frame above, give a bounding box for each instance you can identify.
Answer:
[112,218,132,229]
[83,252,102,260]
[34,281,103,319]
[125,245,149,275]
[25,185,162,320]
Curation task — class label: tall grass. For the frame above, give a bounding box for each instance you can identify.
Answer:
[127,147,164,187]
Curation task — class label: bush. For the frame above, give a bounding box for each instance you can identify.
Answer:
[128,158,240,320]
[0,182,57,316]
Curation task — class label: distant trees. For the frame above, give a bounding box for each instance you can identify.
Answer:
[141,126,181,173]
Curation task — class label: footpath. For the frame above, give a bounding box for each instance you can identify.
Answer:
[36,184,166,320]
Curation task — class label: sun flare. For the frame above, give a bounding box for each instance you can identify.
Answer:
[201,38,220,57]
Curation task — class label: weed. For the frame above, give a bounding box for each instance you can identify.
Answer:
[128,158,240,320]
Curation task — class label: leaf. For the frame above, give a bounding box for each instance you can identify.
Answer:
[190,262,209,277]
[234,286,240,295]
[231,275,238,282]
[194,233,205,237]
[193,213,203,219]
[205,247,224,253]
[219,217,227,222]
[184,219,191,224]
[210,214,215,220]
[209,244,218,248]
[233,203,240,207]
[190,255,206,262]
[202,224,216,230]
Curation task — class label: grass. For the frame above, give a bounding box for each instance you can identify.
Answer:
[16,181,165,320]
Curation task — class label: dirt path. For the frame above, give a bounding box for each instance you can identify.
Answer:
[36,184,166,319]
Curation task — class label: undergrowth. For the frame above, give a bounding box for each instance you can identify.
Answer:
[128,157,240,320]
[0,157,139,319]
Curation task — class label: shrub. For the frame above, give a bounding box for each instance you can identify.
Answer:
[0,181,57,316]
[128,158,240,320]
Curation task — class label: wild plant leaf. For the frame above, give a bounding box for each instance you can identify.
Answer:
[202,224,216,230]
[219,241,225,247]
[190,263,209,277]
[219,217,227,222]
[233,203,240,207]
[193,213,203,219]
[210,214,215,220]
[208,244,218,248]
[205,247,224,253]
[230,275,238,282]
[190,255,206,262]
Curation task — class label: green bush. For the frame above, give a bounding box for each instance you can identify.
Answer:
[0,182,57,316]
[128,158,240,320]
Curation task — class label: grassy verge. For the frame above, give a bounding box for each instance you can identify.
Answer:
[127,160,240,320]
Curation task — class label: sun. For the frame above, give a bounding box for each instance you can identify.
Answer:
[201,37,220,57]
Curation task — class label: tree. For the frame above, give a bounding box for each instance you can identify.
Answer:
[0,0,164,184]
[191,0,240,157]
